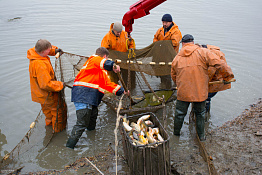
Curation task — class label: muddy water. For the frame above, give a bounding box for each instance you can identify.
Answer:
[0,0,262,173]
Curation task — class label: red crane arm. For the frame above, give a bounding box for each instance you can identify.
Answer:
[122,0,167,37]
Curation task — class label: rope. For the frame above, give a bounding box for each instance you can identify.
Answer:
[189,104,218,175]
[114,94,125,175]
[84,157,104,175]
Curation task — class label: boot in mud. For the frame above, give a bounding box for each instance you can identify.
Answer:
[174,100,190,136]
[173,117,184,136]
[66,137,79,149]
[66,108,92,149]
[194,101,206,141]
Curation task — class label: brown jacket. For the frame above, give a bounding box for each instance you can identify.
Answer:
[27,45,63,104]
[153,22,182,53]
[171,43,234,102]
[101,23,134,52]
[207,45,231,93]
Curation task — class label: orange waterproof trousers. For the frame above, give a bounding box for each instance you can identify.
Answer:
[41,98,67,133]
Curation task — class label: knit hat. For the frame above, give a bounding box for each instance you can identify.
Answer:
[162,14,172,22]
[113,22,123,32]
[181,34,194,43]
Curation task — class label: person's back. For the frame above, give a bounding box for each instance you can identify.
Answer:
[171,34,234,141]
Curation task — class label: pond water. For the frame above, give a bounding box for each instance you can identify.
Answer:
[0,0,261,173]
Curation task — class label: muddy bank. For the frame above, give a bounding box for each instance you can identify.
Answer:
[171,99,262,175]
[5,100,262,175]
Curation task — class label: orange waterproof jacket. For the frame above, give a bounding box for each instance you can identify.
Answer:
[72,55,123,106]
[207,45,231,93]
[101,23,134,52]
[171,43,234,102]
[153,22,182,53]
[27,46,63,104]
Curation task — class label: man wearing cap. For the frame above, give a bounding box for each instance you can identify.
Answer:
[101,22,135,86]
[171,34,234,141]
[101,22,134,52]
[153,14,182,53]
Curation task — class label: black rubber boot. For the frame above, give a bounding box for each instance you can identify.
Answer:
[173,117,184,136]
[66,108,92,149]
[66,137,79,149]
[174,100,190,136]
[87,106,98,131]
[193,101,206,141]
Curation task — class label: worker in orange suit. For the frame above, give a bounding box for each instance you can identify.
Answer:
[153,14,182,53]
[66,47,127,149]
[171,34,234,141]
[154,14,182,89]
[198,44,232,113]
[27,39,67,133]
[101,22,135,87]
[101,22,134,52]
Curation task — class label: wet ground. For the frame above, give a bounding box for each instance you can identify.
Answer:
[9,99,261,175]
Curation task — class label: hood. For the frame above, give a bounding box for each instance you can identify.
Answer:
[178,43,199,57]
[27,47,47,60]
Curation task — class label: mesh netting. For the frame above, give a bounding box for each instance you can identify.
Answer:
[54,40,176,88]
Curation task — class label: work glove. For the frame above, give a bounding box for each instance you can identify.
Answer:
[55,48,63,55]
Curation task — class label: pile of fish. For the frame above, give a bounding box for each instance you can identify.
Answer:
[122,114,164,146]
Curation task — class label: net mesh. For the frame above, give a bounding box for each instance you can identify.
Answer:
[55,40,176,87]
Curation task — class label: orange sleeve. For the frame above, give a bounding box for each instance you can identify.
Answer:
[101,34,111,49]
[34,61,63,92]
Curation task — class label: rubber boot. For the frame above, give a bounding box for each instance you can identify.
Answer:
[205,101,210,113]
[173,117,184,136]
[66,137,79,149]
[87,106,98,131]
[174,100,190,135]
[194,102,206,141]
[66,108,92,149]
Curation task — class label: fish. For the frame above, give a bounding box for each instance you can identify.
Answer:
[137,114,150,125]
[123,121,132,131]
[145,131,157,144]
[122,115,129,125]
[153,128,164,142]
[130,122,141,132]
[145,120,154,127]
[138,133,148,144]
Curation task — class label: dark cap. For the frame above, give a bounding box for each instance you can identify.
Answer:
[181,34,194,43]
[162,14,172,22]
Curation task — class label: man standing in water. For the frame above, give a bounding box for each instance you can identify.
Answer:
[171,34,234,141]
[153,14,182,88]
[101,22,136,87]
[27,39,66,132]
[66,47,128,149]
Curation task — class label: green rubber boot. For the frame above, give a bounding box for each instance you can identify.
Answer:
[66,137,79,149]
[174,100,190,136]
[66,108,92,149]
[194,101,206,141]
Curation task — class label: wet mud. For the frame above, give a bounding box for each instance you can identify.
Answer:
[171,99,262,175]
[6,100,262,175]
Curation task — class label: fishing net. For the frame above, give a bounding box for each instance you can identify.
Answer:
[54,40,177,112]
[54,40,176,88]
[0,89,67,172]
